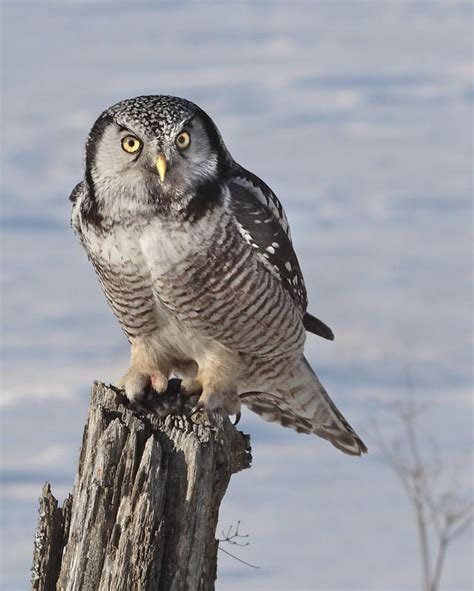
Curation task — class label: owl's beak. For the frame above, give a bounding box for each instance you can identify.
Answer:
[155,153,167,182]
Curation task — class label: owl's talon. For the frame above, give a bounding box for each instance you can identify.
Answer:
[190,401,204,417]
[188,402,214,428]
[239,390,264,400]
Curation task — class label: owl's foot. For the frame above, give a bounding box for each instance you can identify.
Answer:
[117,368,169,404]
[151,371,168,393]
[115,374,186,418]
[180,377,203,398]
[116,371,151,404]
[190,389,241,423]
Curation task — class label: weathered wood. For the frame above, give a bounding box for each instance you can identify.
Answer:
[31,382,251,591]
[31,484,72,591]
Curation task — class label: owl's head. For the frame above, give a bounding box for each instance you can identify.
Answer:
[84,95,232,218]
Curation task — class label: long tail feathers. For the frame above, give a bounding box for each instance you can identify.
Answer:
[241,357,367,456]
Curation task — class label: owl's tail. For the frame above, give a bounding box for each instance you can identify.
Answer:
[241,357,367,456]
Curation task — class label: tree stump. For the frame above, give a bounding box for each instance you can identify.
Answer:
[31,382,252,591]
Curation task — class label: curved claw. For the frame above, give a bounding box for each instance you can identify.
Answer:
[189,402,203,417]
[232,411,241,426]
[239,391,264,400]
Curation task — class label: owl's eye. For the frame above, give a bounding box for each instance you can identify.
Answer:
[121,135,142,154]
[175,131,191,150]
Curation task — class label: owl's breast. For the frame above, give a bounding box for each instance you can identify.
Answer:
[139,214,305,362]
[85,222,143,267]
[82,221,163,339]
[139,216,213,276]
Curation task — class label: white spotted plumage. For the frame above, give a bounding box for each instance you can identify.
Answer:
[71,94,367,456]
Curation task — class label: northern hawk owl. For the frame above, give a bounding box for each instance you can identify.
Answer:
[70,95,367,456]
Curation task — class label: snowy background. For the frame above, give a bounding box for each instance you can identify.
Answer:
[1,2,472,590]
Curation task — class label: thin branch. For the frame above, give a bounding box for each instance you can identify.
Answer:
[429,533,448,591]
[447,510,474,542]
[368,373,472,591]
[219,521,250,547]
[217,546,260,570]
[218,521,259,570]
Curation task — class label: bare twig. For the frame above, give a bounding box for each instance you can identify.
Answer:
[218,521,260,570]
[218,546,260,570]
[369,376,472,591]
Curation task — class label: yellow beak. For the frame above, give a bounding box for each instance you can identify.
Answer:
[155,153,167,182]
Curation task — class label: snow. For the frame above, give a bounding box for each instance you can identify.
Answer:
[1,2,472,589]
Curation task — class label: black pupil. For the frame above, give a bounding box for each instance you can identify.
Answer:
[179,135,186,144]
[128,139,135,147]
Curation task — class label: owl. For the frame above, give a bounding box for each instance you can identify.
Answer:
[71,95,367,456]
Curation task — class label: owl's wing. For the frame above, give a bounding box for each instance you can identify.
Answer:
[232,165,293,239]
[228,172,334,339]
[69,180,85,205]
[229,177,308,311]
[70,181,88,248]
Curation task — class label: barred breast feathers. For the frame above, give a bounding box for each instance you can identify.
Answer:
[134,187,306,360]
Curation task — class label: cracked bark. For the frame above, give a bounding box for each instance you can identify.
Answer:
[31,382,251,591]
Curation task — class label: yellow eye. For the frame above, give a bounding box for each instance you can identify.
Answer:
[121,135,142,154]
[176,131,191,150]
